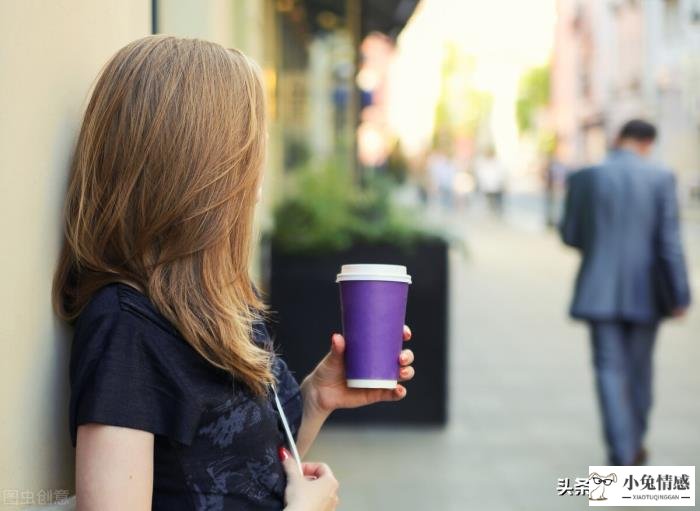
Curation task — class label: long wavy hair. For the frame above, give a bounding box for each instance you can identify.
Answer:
[53,35,275,397]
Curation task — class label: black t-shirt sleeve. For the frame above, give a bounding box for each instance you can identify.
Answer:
[69,310,203,447]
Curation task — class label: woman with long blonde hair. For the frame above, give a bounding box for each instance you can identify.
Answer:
[54,35,415,511]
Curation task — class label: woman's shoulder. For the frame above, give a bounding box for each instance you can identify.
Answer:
[75,282,180,339]
[69,283,205,447]
[71,282,230,399]
[70,283,198,410]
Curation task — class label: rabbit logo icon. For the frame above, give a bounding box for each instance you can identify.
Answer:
[588,472,617,501]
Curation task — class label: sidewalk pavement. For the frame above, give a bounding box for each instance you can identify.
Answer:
[306,198,700,511]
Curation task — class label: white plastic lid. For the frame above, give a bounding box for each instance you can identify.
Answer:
[336,264,412,284]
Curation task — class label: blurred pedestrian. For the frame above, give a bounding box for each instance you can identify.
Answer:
[544,156,568,228]
[427,149,457,211]
[560,119,692,466]
[475,147,507,215]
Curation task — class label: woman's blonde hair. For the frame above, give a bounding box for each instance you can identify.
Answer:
[53,35,275,397]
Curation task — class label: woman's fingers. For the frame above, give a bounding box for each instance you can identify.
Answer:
[368,385,407,402]
[330,333,345,356]
[301,462,333,479]
[392,384,407,399]
[397,348,415,381]
[398,365,415,382]
[399,349,414,366]
[403,325,412,341]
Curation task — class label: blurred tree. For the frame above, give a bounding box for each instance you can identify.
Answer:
[516,65,550,134]
[433,44,492,151]
[271,158,436,254]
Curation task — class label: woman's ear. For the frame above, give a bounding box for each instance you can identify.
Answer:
[256,185,262,204]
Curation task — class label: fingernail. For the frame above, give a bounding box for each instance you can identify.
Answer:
[278,446,290,461]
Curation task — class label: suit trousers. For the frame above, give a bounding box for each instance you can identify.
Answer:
[588,320,658,465]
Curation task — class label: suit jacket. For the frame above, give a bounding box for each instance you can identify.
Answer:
[560,149,691,323]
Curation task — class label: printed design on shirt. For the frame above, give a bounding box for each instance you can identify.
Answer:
[254,445,286,494]
[198,399,263,448]
[183,349,303,508]
[235,448,284,499]
[190,445,284,509]
[192,481,224,511]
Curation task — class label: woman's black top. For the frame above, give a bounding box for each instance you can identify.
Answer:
[69,283,304,510]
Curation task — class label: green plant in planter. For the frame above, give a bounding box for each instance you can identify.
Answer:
[270,159,448,255]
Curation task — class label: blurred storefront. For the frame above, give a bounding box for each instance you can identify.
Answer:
[272,0,418,183]
[157,0,418,272]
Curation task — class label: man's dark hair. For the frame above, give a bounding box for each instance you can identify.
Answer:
[617,119,657,142]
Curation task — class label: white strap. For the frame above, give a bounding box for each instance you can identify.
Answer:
[271,383,303,475]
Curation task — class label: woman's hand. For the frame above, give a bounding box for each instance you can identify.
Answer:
[302,325,415,414]
[280,448,339,511]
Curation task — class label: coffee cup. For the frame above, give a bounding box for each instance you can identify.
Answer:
[336,264,412,389]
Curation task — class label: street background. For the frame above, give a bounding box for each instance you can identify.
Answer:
[2,0,699,509]
[308,195,700,510]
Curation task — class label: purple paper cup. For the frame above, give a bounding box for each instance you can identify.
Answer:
[336,264,412,389]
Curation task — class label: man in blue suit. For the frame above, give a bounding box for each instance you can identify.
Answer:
[560,119,691,466]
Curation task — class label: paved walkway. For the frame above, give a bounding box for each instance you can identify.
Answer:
[306,198,700,511]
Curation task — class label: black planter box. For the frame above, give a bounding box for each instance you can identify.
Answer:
[264,238,448,425]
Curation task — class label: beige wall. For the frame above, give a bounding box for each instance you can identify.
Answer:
[0,0,150,507]
[157,0,270,65]
[158,0,236,48]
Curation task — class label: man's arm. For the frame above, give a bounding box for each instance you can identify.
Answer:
[657,172,691,310]
[559,172,584,249]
